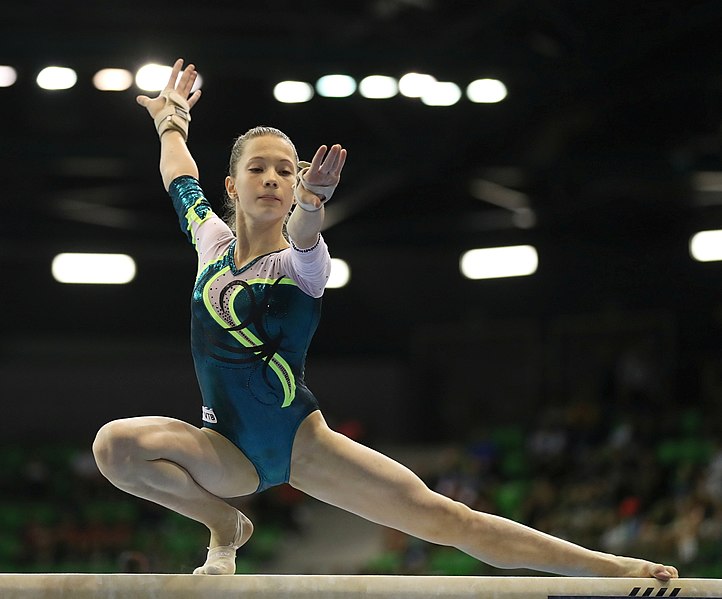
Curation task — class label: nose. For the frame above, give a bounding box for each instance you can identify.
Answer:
[263,176,278,188]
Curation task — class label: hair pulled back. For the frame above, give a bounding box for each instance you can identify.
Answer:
[223,126,299,232]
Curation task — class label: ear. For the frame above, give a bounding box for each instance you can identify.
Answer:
[225,175,237,199]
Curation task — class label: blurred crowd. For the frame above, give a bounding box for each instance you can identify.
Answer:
[1,405,720,576]
[367,404,722,577]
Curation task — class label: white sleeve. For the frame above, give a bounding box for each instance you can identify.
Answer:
[281,234,332,298]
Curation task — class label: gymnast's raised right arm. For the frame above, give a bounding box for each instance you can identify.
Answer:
[136,58,202,191]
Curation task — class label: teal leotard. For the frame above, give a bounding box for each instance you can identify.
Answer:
[169,176,331,492]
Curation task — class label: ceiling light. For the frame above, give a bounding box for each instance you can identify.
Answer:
[0,66,17,87]
[93,68,133,91]
[327,258,350,288]
[135,63,172,91]
[52,253,136,284]
[467,78,508,103]
[421,81,462,106]
[460,245,538,279]
[37,66,77,90]
[358,75,398,99]
[316,75,356,98]
[274,81,314,103]
[398,72,436,98]
[690,230,722,262]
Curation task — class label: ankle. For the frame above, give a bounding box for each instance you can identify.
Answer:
[209,510,253,549]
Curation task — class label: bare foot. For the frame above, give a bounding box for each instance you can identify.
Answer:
[616,557,679,581]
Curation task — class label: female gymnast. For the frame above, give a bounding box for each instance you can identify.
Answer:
[92,58,678,580]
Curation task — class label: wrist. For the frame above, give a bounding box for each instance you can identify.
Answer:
[294,201,323,213]
[154,90,191,142]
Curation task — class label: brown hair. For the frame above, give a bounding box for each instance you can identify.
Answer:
[223,126,299,232]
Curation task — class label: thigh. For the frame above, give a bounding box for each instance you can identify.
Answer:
[116,416,260,497]
[289,412,452,534]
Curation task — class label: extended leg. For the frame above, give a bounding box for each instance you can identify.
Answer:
[289,412,677,580]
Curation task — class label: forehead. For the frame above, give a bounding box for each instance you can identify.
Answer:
[243,135,295,163]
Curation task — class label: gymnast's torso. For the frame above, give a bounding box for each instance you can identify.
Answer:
[168,175,330,491]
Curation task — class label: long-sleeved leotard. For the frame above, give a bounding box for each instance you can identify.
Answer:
[169,176,331,492]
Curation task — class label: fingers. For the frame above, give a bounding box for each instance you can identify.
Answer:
[310,144,347,176]
[309,145,328,172]
[161,58,199,101]
[164,58,184,92]
[136,94,151,107]
[178,63,198,97]
[187,88,202,109]
[329,146,347,175]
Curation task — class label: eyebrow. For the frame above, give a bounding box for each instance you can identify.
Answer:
[246,156,294,165]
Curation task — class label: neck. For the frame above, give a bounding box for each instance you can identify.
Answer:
[234,216,288,266]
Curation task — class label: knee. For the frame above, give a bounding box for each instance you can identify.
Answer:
[92,419,144,481]
[423,496,474,547]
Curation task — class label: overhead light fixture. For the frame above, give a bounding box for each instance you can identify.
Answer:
[134,64,202,93]
[37,66,77,90]
[0,66,17,87]
[274,80,314,103]
[467,78,507,103]
[135,63,172,91]
[358,75,398,99]
[398,72,436,98]
[421,81,462,106]
[460,245,538,279]
[93,68,133,91]
[52,253,136,284]
[690,230,722,262]
[326,258,350,288]
[316,75,356,98]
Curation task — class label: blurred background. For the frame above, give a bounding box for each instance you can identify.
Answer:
[2,0,722,577]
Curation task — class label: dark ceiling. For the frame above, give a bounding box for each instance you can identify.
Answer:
[2,0,722,357]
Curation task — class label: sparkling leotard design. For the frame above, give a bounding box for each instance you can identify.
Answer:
[169,176,331,492]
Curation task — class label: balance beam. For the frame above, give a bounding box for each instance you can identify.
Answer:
[0,575,720,599]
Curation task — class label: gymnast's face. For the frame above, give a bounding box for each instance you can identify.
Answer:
[225,135,297,224]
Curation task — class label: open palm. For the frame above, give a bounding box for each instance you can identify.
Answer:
[303,144,347,189]
[136,58,201,119]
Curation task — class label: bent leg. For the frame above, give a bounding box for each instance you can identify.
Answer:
[289,412,677,580]
[93,416,257,552]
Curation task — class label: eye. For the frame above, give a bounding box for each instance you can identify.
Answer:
[248,167,263,173]
[279,169,293,176]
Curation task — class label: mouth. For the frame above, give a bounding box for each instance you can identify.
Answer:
[258,195,282,202]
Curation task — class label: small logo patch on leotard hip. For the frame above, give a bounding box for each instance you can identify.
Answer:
[202,406,218,424]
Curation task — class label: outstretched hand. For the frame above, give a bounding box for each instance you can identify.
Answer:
[305,144,347,189]
[295,144,348,210]
[136,58,201,118]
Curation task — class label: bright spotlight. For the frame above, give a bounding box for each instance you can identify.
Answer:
[358,75,398,99]
[460,245,538,280]
[467,78,508,103]
[52,253,137,284]
[36,66,77,90]
[274,81,314,103]
[135,63,172,91]
[690,230,722,262]
[421,81,462,106]
[0,66,17,87]
[316,75,356,98]
[399,72,436,98]
[327,258,350,288]
[93,68,133,91]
